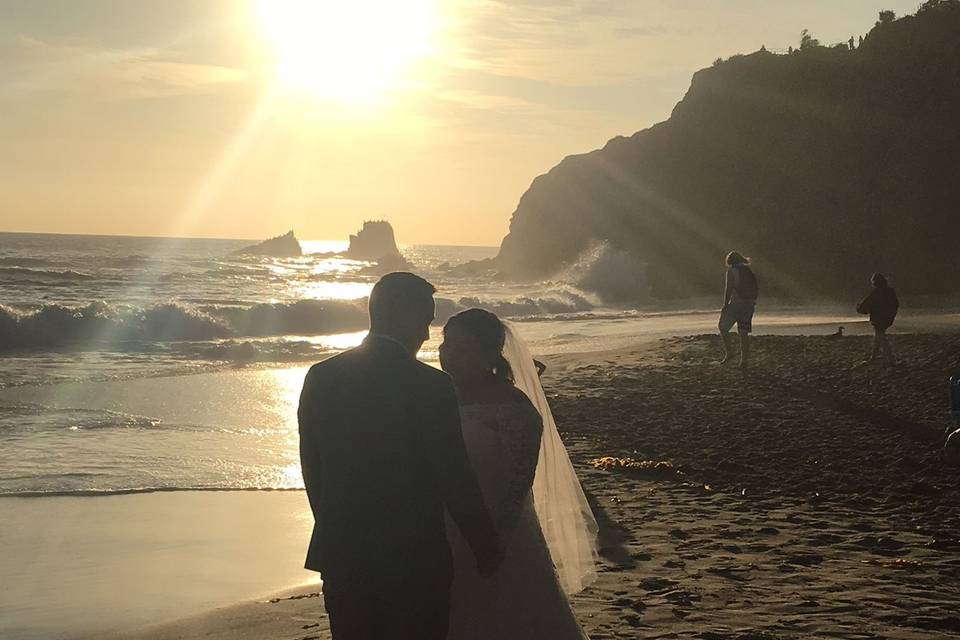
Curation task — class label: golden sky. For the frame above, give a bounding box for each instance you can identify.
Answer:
[0,0,919,246]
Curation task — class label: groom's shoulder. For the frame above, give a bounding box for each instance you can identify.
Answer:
[303,348,358,380]
[304,347,452,390]
[409,359,454,388]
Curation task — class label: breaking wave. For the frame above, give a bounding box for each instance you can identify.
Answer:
[0,404,161,431]
[0,300,368,351]
[0,302,232,350]
[212,300,368,336]
[563,242,650,303]
[436,292,593,322]
[0,291,602,353]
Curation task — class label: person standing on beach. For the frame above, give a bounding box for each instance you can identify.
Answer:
[298,272,503,640]
[719,251,759,368]
[855,272,899,367]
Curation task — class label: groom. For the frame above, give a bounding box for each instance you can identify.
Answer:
[298,272,503,639]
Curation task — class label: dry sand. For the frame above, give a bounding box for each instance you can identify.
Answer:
[120,333,960,640]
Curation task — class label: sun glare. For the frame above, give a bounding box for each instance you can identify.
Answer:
[256,0,438,103]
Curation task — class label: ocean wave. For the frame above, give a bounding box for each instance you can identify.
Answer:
[0,266,94,281]
[213,299,368,337]
[0,302,232,350]
[158,265,275,282]
[98,254,162,268]
[509,308,720,323]
[0,299,370,351]
[433,292,594,323]
[0,291,604,353]
[563,242,650,302]
[0,256,61,267]
[185,339,332,363]
[204,264,274,278]
[0,404,162,431]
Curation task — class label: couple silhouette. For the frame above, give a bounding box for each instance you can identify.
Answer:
[298,272,598,639]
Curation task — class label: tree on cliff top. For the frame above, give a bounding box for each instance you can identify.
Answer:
[799,28,821,50]
[876,10,897,27]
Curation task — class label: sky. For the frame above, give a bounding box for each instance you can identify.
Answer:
[0,0,920,246]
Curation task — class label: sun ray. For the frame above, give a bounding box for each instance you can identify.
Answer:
[168,89,279,238]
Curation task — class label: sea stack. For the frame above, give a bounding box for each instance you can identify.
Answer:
[345,220,402,261]
[232,231,302,257]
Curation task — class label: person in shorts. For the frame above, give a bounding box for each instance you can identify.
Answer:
[719,251,758,368]
[855,272,899,367]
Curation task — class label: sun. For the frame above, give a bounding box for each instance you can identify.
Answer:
[255,0,438,103]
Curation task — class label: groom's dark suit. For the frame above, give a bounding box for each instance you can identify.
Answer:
[298,334,498,639]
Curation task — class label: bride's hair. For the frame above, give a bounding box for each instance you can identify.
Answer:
[443,308,513,382]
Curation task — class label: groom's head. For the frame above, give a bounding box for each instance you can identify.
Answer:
[368,272,436,355]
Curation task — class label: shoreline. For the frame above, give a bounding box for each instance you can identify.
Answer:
[0,486,307,499]
[4,305,958,391]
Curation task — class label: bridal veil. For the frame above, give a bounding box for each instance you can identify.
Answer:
[502,322,599,594]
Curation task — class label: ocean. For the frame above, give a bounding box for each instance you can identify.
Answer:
[0,231,890,499]
[0,231,895,638]
[0,231,647,498]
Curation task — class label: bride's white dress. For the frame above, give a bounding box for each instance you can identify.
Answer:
[446,401,589,639]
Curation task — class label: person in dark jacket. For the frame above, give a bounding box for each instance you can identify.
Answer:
[855,272,899,366]
[719,251,759,368]
[298,272,502,639]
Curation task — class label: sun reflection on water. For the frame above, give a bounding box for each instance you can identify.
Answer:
[296,280,372,300]
[282,461,303,486]
[246,334,442,490]
[300,240,350,255]
[310,258,366,275]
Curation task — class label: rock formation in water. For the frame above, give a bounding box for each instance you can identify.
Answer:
[232,231,302,257]
[344,220,412,273]
[488,1,960,299]
[345,220,402,261]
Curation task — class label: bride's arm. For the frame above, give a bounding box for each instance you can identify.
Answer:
[493,404,543,537]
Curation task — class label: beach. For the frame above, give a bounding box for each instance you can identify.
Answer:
[7,2,960,638]
[3,291,922,639]
[79,329,960,640]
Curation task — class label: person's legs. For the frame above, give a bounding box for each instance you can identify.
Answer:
[869,327,882,362]
[374,586,450,640]
[720,330,734,364]
[853,330,878,368]
[738,329,750,368]
[324,584,376,640]
[719,307,736,364]
[877,328,895,365]
[737,302,755,368]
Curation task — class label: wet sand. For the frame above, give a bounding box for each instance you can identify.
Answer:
[119,332,960,639]
[0,491,316,640]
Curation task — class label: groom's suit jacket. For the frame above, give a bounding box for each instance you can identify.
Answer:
[298,335,498,591]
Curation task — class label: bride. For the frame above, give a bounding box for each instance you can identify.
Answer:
[438,308,599,639]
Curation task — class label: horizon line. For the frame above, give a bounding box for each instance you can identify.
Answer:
[0,228,501,249]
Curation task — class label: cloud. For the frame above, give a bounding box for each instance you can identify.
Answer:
[438,0,680,86]
[0,35,248,101]
[616,24,670,38]
[436,88,541,112]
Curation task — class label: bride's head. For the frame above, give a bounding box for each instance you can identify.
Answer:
[439,308,513,386]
